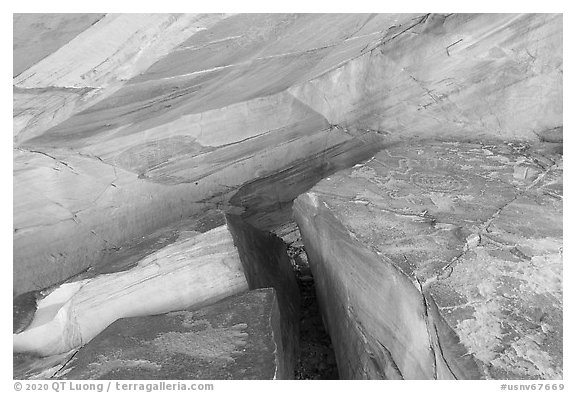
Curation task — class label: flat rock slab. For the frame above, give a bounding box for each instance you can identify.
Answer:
[14,14,561,299]
[14,290,40,334]
[294,141,562,379]
[14,211,299,379]
[57,288,289,380]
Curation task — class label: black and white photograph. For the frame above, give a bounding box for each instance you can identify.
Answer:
[7,2,570,390]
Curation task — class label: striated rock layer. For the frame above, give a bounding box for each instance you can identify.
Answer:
[14,212,299,378]
[56,289,293,380]
[293,141,562,379]
[13,13,562,296]
[12,209,226,379]
[14,224,249,357]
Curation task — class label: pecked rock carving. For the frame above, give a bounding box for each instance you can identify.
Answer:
[13,13,561,297]
[293,141,562,379]
[13,213,299,379]
[14,13,562,380]
[56,289,291,380]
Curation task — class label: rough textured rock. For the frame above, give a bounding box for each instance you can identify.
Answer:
[13,13,561,297]
[13,13,563,381]
[14,212,299,379]
[289,14,562,142]
[293,141,562,380]
[12,210,224,379]
[226,215,300,372]
[14,221,249,357]
[55,289,293,380]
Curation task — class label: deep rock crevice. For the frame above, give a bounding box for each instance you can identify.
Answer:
[13,13,562,380]
[292,140,562,379]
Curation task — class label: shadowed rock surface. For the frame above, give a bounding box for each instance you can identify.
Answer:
[55,289,291,380]
[14,13,562,380]
[226,215,300,372]
[13,13,561,297]
[14,222,249,357]
[14,212,299,379]
[293,140,562,379]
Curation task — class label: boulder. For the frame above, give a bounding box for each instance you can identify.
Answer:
[13,13,563,381]
[13,13,396,296]
[226,214,300,371]
[14,221,249,357]
[56,289,293,380]
[13,14,562,296]
[293,141,562,379]
[14,212,299,378]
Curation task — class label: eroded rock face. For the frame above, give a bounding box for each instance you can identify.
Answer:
[14,212,299,379]
[293,141,562,379]
[56,289,292,380]
[13,13,562,381]
[226,215,300,372]
[289,14,562,142]
[13,222,249,357]
[13,13,562,296]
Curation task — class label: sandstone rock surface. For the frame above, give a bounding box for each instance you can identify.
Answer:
[56,288,293,380]
[14,221,249,357]
[14,212,299,378]
[13,13,562,296]
[293,141,562,379]
[13,13,562,381]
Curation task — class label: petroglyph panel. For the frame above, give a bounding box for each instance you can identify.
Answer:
[294,140,562,379]
[57,289,290,379]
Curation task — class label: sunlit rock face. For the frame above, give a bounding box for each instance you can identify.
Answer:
[293,141,562,379]
[13,224,249,357]
[14,213,299,378]
[14,14,562,380]
[13,13,561,296]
